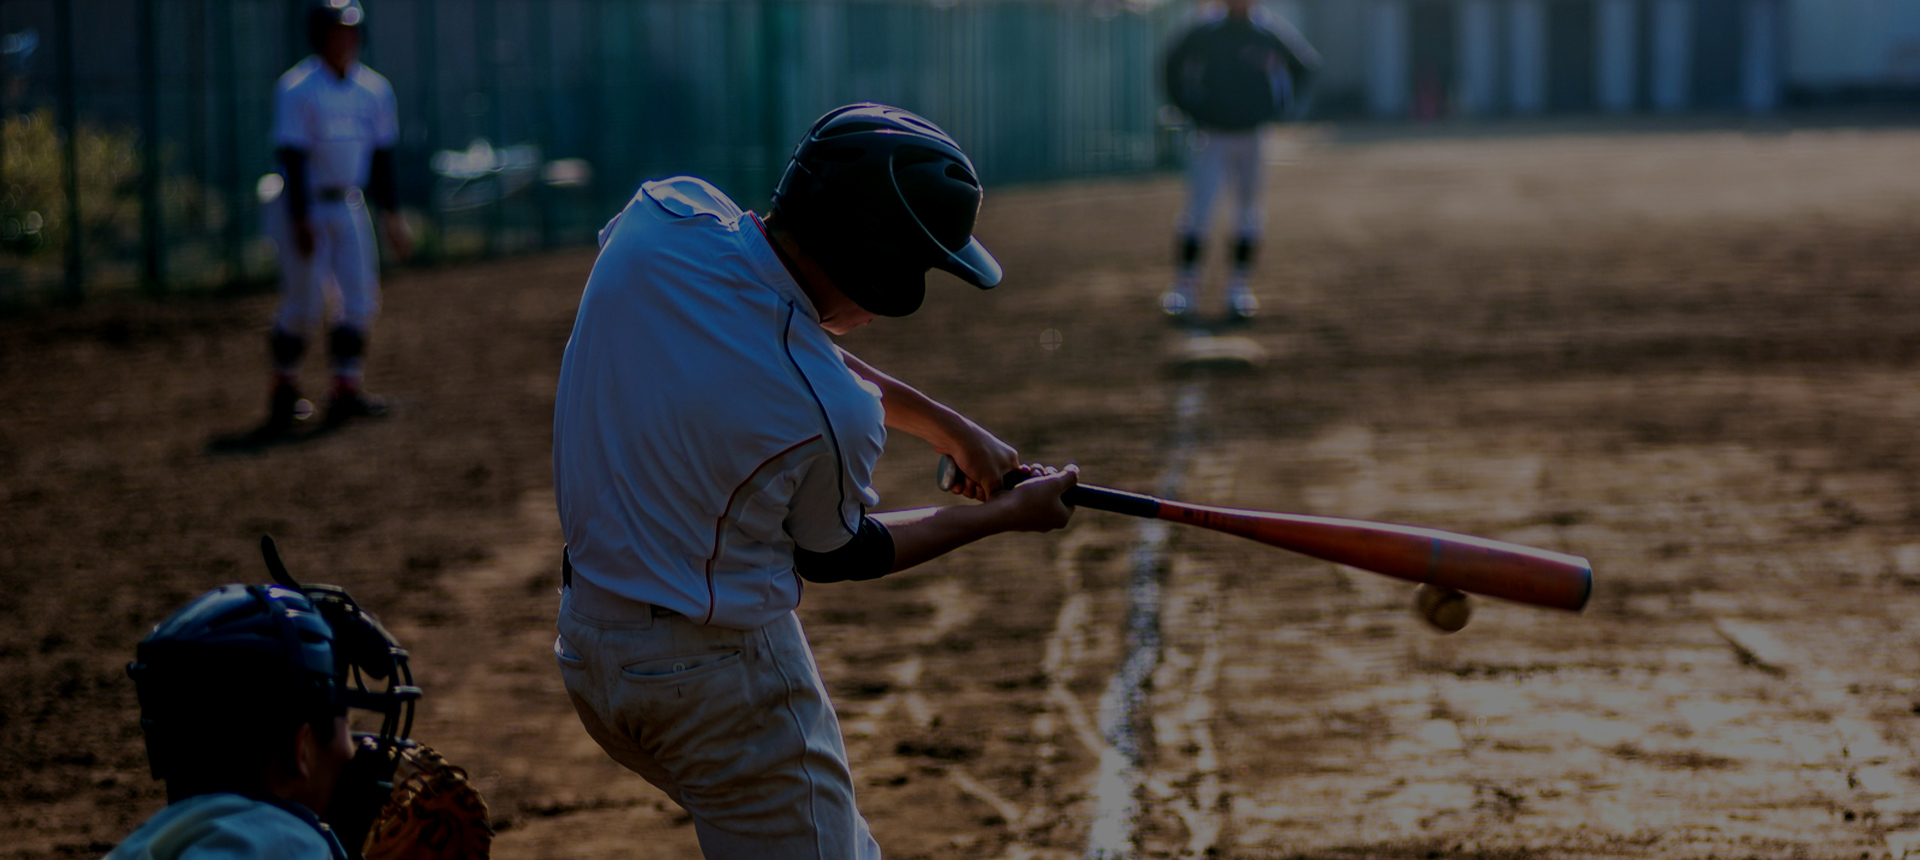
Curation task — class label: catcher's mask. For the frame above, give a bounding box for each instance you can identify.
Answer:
[771,103,1001,318]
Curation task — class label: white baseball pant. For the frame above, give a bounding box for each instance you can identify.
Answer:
[554,578,882,860]
[265,190,380,335]
[1176,129,1266,241]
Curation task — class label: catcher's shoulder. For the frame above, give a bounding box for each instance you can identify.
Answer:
[108,793,334,859]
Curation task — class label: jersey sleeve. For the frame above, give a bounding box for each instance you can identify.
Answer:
[1263,14,1323,77]
[1161,27,1197,111]
[370,73,400,149]
[783,438,883,554]
[270,84,312,150]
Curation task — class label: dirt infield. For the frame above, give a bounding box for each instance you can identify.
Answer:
[7,125,1920,859]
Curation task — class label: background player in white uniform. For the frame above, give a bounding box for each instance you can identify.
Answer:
[263,0,412,434]
[1160,0,1319,321]
[552,104,1078,859]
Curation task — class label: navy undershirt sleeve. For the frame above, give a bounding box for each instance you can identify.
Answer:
[794,515,896,583]
[277,147,310,221]
[368,148,399,211]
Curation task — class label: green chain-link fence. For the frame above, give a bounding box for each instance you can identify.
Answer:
[0,0,1187,307]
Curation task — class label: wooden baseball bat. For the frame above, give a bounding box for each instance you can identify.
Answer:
[937,456,1591,612]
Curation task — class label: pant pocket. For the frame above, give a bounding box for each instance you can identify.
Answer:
[609,649,765,797]
[620,649,740,679]
[554,633,588,669]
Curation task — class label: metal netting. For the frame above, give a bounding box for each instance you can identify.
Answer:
[0,0,1185,306]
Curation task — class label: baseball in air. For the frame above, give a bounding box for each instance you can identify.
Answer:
[1415,584,1471,633]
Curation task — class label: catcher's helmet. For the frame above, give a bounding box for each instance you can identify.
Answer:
[772,104,1001,318]
[307,0,366,52]
[126,583,342,780]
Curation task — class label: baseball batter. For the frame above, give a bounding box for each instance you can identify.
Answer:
[552,104,1077,859]
[1160,0,1319,320]
[261,0,411,434]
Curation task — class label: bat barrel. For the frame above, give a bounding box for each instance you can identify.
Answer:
[936,457,1592,613]
[1156,501,1593,612]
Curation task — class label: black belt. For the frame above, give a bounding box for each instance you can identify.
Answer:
[315,187,355,202]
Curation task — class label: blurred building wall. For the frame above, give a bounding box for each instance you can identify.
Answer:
[1281,0,1917,118]
[1787,0,1920,99]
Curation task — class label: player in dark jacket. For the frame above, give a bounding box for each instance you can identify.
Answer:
[1161,0,1319,320]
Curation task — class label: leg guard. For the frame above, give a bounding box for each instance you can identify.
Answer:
[329,326,367,381]
[1231,237,1258,274]
[1178,234,1202,270]
[269,330,307,376]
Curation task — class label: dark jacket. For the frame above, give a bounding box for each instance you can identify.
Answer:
[1163,7,1322,131]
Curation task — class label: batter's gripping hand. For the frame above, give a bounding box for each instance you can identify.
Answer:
[994,463,1078,532]
[361,742,494,860]
[938,421,1019,503]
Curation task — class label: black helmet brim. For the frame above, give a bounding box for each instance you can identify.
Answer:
[936,236,1002,290]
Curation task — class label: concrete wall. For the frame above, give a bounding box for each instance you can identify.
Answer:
[1282,0,1920,119]
[1786,0,1920,89]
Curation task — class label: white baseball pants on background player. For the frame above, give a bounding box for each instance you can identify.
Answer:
[265,190,380,335]
[1176,129,1265,241]
[554,579,882,860]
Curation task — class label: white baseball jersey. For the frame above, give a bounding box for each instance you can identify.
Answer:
[270,56,398,194]
[106,792,342,860]
[553,176,886,631]
[265,56,394,337]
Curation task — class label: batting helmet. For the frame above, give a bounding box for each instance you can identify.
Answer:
[772,104,1002,318]
[307,0,366,52]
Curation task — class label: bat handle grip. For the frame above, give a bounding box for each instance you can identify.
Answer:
[935,453,1034,495]
[933,455,1158,517]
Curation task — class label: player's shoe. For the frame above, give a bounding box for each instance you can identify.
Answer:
[1160,278,1198,319]
[324,384,389,426]
[1226,282,1259,321]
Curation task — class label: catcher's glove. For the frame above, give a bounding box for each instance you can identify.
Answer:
[360,741,494,860]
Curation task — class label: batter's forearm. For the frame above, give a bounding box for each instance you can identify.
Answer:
[874,504,1016,572]
[838,349,972,446]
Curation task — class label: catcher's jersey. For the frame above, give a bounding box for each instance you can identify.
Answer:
[271,56,399,193]
[553,176,885,630]
[106,792,344,860]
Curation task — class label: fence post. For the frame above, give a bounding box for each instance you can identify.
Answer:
[140,0,165,294]
[477,0,501,257]
[759,0,782,192]
[529,0,554,248]
[415,0,439,264]
[585,0,607,217]
[187,0,207,236]
[56,0,81,303]
[218,0,242,288]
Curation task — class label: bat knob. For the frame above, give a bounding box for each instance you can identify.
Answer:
[934,455,1031,493]
[1415,584,1471,633]
[936,455,961,492]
